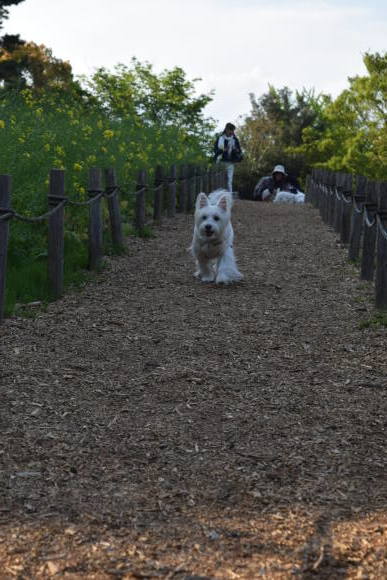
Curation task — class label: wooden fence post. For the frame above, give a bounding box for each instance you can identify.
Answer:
[208,166,213,193]
[203,167,209,194]
[348,175,366,262]
[88,167,103,270]
[48,169,66,298]
[167,164,177,218]
[340,173,353,245]
[327,172,336,226]
[105,168,123,249]
[333,172,344,234]
[0,175,11,322]
[135,169,146,231]
[320,169,329,223]
[193,165,200,195]
[187,165,195,212]
[375,182,387,309]
[153,165,163,223]
[310,169,319,208]
[360,180,378,281]
[179,165,188,212]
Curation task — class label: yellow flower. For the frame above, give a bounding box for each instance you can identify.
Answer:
[0,120,5,129]
[35,108,43,117]
[103,129,114,139]
[97,120,103,129]
[73,162,83,171]
[86,155,96,164]
[44,143,51,152]
[100,146,107,153]
[55,145,65,156]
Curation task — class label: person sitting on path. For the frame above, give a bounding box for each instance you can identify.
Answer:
[214,123,243,193]
[253,164,301,201]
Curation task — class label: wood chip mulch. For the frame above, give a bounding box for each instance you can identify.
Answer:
[0,201,386,579]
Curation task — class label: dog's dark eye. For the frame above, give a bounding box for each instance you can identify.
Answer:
[213,215,220,221]
[202,215,207,220]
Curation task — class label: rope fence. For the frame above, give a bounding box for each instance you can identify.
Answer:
[306,169,387,310]
[0,163,228,322]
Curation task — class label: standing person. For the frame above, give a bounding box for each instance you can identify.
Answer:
[214,123,243,193]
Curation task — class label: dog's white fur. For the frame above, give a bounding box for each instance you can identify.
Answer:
[191,189,242,284]
[273,190,305,204]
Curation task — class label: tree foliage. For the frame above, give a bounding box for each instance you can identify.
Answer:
[84,59,215,138]
[0,36,73,89]
[237,51,386,196]
[291,52,387,180]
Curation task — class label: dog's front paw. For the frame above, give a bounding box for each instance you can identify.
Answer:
[215,272,233,284]
[200,274,216,283]
[215,271,243,284]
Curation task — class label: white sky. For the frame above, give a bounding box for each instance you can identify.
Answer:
[5,0,387,129]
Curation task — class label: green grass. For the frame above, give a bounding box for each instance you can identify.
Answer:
[359,311,387,329]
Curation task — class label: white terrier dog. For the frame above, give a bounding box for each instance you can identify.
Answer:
[273,190,305,204]
[191,189,243,284]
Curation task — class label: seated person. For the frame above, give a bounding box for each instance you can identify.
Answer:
[253,165,301,201]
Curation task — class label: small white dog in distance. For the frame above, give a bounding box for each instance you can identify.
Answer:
[191,189,243,284]
[273,190,305,204]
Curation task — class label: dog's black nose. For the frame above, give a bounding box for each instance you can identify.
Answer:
[205,224,212,231]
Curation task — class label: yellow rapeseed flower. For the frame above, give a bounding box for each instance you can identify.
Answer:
[0,120,5,129]
[73,163,83,171]
[103,129,114,139]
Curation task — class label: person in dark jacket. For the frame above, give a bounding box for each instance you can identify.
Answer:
[253,164,301,201]
[214,123,243,193]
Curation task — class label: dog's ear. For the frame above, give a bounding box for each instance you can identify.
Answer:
[196,192,209,209]
[217,194,229,211]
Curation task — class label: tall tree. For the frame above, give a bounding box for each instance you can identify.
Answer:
[0,38,73,89]
[236,85,329,193]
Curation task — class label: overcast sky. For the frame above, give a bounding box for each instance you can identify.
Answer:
[6,0,387,129]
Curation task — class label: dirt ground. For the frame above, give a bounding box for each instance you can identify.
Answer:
[0,200,386,579]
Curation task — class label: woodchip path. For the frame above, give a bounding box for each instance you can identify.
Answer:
[0,201,386,579]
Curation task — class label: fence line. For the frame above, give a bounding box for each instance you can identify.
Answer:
[0,163,227,322]
[306,169,387,310]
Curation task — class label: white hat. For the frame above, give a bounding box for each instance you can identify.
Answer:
[272,164,287,175]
